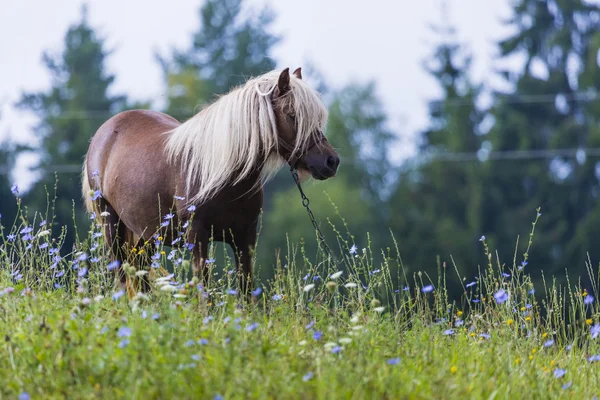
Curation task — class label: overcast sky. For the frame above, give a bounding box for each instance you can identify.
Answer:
[0,0,515,187]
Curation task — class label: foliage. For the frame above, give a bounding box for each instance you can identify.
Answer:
[2,197,600,398]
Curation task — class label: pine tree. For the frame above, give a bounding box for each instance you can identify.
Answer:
[15,6,132,251]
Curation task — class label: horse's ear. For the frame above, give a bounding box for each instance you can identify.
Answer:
[276,68,290,96]
[293,67,302,79]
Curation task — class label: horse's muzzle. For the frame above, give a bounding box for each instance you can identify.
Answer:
[307,154,340,180]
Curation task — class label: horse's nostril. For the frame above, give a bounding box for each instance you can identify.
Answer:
[326,156,337,170]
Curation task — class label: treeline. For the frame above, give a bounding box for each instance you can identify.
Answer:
[2,0,600,295]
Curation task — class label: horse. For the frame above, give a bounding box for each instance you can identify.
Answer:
[81,67,340,294]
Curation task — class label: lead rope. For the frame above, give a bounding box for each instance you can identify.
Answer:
[290,167,344,267]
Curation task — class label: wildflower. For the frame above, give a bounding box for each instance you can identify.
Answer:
[479,333,491,340]
[90,212,96,220]
[387,358,401,365]
[93,232,102,238]
[303,283,315,292]
[585,295,595,305]
[252,287,262,296]
[20,226,33,234]
[78,268,88,277]
[112,290,125,300]
[466,281,476,288]
[107,260,120,271]
[450,366,457,373]
[39,243,49,250]
[507,319,514,326]
[206,258,215,264]
[588,355,600,362]
[554,368,566,378]
[502,272,510,278]
[272,294,283,301]
[245,322,259,332]
[443,329,455,336]
[91,190,102,200]
[226,289,238,295]
[349,245,357,255]
[344,282,358,288]
[369,269,381,276]
[494,289,508,304]
[184,340,195,347]
[373,306,385,313]
[100,211,110,217]
[544,339,555,347]
[187,205,196,212]
[586,319,593,325]
[117,327,132,337]
[402,286,410,291]
[160,221,169,227]
[455,319,464,327]
[305,321,315,330]
[331,345,342,354]
[457,311,463,317]
[422,285,434,293]
[164,213,175,220]
[330,271,343,280]
[174,195,185,200]
[313,331,323,341]
[171,237,181,245]
[118,339,129,348]
[198,339,209,345]
[18,392,29,400]
[302,372,314,382]
[11,184,19,195]
[592,324,600,339]
[528,289,535,295]
[479,235,485,242]
[7,234,16,241]
[339,337,352,344]
[562,382,572,390]
[55,270,65,278]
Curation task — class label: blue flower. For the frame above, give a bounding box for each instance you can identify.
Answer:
[18,392,29,400]
[20,226,33,234]
[184,340,195,347]
[39,220,47,227]
[152,253,161,260]
[313,331,323,340]
[90,212,96,220]
[78,268,88,277]
[203,316,213,325]
[11,184,19,195]
[588,355,600,362]
[91,190,102,200]
[93,232,102,238]
[518,261,528,270]
[349,245,357,254]
[387,357,400,365]
[305,321,315,330]
[118,339,130,348]
[174,195,185,200]
[502,272,510,278]
[226,289,238,296]
[246,322,259,332]
[92,169,99,177]
[187,205,196,212]
[161,221,170,227]
[443,329,455,336]
[562,382,572,390]
[455,319,464,327]
[171,237,181,245]
[112,290,125,300]
[585,295,594,305]
[422,285,434,293]
[56,270,65,278]
[117,326,132,337]
[479,235,485,241]
[544,339,555,347]
[331,346,342,354]
[7,234,16,241]
[402,286,410,291]
[554,368,566,378]
[39,243,49,250]
[466,281,476,288]
[591,324,600,339]
[90,257,100,262]
[494,289,508,304]
[22,233,33,241]
[479,333,491,340]
[206,258,215,264]
[272,294,283,301]
[302,372,314,382]
[198,339,209,345]
[107,260,120,271]
[252,287,262,296]
[164,213,175,220]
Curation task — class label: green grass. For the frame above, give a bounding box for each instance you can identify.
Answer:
[2,201,600,399]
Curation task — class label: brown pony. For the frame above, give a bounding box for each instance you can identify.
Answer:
[81,68,339,294]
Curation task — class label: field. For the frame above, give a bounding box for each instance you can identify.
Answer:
[2,205,600,399]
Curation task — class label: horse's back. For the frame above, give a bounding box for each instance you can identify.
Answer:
[86,110,182,237]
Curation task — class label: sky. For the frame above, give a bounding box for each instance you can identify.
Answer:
[0,0,515,188]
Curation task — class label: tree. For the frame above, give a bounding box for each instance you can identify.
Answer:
[15,6,133,252]
[387,14,486,293]
[159,0,280,122]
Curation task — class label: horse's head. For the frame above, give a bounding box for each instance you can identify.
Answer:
[272,68,340,180]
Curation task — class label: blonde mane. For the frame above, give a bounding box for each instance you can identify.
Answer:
[164,70,328,206]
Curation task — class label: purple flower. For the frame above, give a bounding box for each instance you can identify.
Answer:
[387,357,401,365]
[184,340,195,347]
[93,232,102,238]
[252,287,262,296]
[331,346,342,354]
[588,355,600,362]
[91,190,102,200]
[585,295,594,305]
[422,285,434,293]
[78,267,88,277]
[56,270,65,278]
[305,321,315,330]
[466,281,476,288]
[349,245,357,254]
[7,234,16,242]
[39,243,49,249]
[206,258,215,264]
[443,329,455,336]
[544,339,555,347]
[160,221,169,227]
[591,324,600,339]
[479,235,485,241]
[313,331,323,341]
[39,220,46,227]
[164,213,174,220]
[112,290,125,300]
[117,326,132,337]
[174,195,185,200]
[107,260,120,271]
[118,339,129,348]
[554,368,566,378]
[187,205,196,212]
[272,294,283,301]
[245,322,259,332]
[479,333,491,340]
[302,372,314,382]
[92,169,99,177]
[18,392,29,400]
[494,289,508,304]
[562,382,572,390]
[20,226,32,234]
[11,184,19,195]
[198,339,209,345]
[226,289,238,296]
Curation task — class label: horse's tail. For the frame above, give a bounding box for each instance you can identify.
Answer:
[81,157,95,215]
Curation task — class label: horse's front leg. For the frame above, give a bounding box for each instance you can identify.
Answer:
[231,227,257,297]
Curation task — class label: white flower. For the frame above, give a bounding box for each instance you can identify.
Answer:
[94,295,104,302]
[350,313,361,324]
[100,211,110,217]
[323,342,338,350]
[303,284,315,292]
[330,271,343,280]
[373,306,385,313]
[81,298,91,306]
[135,270,149,277]
[173,294,186,299]
[37,230,51,237]
[160,284,177,292]
[339,337,352,344]
[344,282,358,288]
[298,340,307,346]
[352,325,364,331]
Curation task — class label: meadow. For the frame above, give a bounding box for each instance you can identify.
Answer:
[2,198,600,400]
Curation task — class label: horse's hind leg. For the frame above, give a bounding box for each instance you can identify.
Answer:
[98,199,132,288]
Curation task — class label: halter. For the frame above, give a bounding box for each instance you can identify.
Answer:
[279,130,327,169]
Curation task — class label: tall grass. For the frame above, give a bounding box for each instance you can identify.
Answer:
[1,193,600,399]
